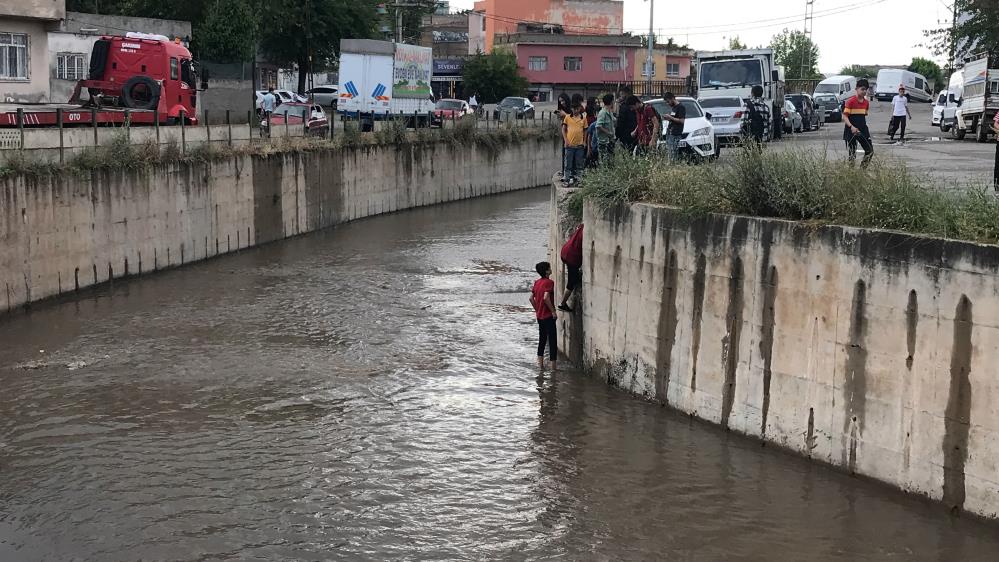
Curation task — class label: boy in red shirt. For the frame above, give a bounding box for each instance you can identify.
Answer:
[843,78,874,168]
[530,261,558,371]
[558,224,583,312]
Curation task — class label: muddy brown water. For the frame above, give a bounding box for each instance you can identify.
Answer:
[2,188,998,561]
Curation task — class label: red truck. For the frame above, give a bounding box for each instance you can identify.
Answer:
[0,34,199,127]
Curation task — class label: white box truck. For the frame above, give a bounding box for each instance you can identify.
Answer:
[954,52,999,142]
[338,39,434,130]
[696,49,785,142]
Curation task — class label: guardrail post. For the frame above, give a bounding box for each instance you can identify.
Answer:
[248,110,253,140]
[16,108,24,150]
[285,112,289,138]
[154,109,160,145]
[91,107,98,146]
[180,110,187,154]
[226,110,232,146]
[205,110,211,145]
[266,111,271,142]
[124,109,130,142]
[57,108,64,164]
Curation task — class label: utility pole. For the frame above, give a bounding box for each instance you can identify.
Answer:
[646,0,654,88]
[949,0,959,67]
[392,0,436,44]
[800,0,815,80]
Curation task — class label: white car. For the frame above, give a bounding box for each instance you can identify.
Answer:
[697,96,745,146]
[255,89,308,111]
[649,97,717,161]
[932,90,947,127]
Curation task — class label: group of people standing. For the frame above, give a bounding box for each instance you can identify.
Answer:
[557,87,687,185]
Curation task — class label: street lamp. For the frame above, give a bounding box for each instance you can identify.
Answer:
[645,0,654,89]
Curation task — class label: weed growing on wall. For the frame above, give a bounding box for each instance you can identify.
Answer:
[573,145,999,245]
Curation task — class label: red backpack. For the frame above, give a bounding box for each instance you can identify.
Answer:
[560,225,584,268]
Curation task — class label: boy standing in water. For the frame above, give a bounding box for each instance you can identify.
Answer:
[530,262,558,371]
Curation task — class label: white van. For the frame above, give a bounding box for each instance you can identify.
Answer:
[940,70,964,134]
[875,69,932,102]
[814,75,857,103]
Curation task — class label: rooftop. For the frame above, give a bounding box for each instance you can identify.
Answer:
[494,33,642,47]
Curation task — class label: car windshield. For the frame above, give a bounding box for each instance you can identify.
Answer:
[499,97,525,107]
[786,96,805,110]
[814,83,841,94]
[813,94,837,103]
[435,100,464,110]
[698,97,743,108]
[700,60,763,88]
[784,101,796,111]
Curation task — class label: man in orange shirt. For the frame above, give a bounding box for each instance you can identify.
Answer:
[843,79,874,168]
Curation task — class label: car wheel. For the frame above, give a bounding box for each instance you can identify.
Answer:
[940,123,951,133]
[710,143,721,162]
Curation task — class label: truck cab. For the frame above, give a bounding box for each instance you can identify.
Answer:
[75,33,198,123]
[696,49,785,142]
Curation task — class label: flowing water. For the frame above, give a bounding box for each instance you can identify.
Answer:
[1,188,998,561]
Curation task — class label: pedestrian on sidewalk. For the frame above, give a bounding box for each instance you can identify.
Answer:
[662,92,687,161]
[595,93,617,163]
[562,102,588,185]
[844,79,874,168]
[558,224,584,312]
[530,261,558,372]
[744,85,771,146]
[888,86,912,145]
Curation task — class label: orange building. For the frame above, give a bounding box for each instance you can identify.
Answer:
[472,0,624,53]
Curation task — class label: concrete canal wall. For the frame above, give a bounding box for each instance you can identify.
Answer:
[0,137,559,312]
[553,186,999,520]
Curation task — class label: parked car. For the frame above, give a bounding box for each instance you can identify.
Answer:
[782,100,803,133]
[812,93,842,123]
[814,75,858,104]
[305,85,339,107]
[493,97,535,120]
[266,102,330,137]
[875,69,932,102]
[697,96,745,146]
[932,90,948,127]
[648,97,717,161]
[255,89,308,112]
[432,98,473,127]
[785,93,821,131]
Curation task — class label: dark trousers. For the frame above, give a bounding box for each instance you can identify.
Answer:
[537,317,558,361]
[847,133,874,168]
[888,115,907,141]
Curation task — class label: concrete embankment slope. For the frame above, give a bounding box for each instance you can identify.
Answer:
[554,184,999,520]
[0,138,559,313]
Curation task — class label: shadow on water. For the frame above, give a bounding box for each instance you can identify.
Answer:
[1,187,998,561]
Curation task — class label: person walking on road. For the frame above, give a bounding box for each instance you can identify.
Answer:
[888,86,912,145]
[562,102,588,186]
[744,85,771,145]
[595,93,617,163]
[530,261,558,372]
[558,224,584,312]
[843,79,874,168]
[261,87,277,118]
[662,92,686,161]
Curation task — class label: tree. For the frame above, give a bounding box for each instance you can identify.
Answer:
[728,36,747,50]
[462,51,528,104]
[925,0,999,63]
[198,0,258,63]
[840,65,879,79]
[908,57,942,87]
[258,0,380,93]
[769,28,821,80]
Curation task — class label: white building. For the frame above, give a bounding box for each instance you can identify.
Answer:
[0,0,65,103]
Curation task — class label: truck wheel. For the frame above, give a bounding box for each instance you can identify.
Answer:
[977,118,989,143]
[122,76,160,110]
[952,127,966,140]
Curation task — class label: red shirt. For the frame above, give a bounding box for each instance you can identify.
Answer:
[532,278,556,320]
[637,104,660,146]
[560,224,584,268]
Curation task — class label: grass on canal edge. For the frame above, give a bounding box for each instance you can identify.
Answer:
[568,145,999,246]
[0,117,562,178]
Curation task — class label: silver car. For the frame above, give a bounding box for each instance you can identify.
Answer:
[782,100,803,134]
[305,85,339,107]
[698,96,745,146]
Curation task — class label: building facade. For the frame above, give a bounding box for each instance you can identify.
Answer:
[48,12,191,102]
[473,0,623,53]
[495,32,641,101]
[419,12,470,57]
[0,0,65,103]
[634,46,694,81]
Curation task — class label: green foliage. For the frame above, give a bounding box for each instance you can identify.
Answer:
[839,65,879,79]
[924,0,999,62]
[770,29,821,80]
[462,51,529,104]
[198,0,259,63]
[576,145,999,245]
[728,36,747,50]
[908,57,943,86]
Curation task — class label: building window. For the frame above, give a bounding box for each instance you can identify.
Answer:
[564,57,582,72]
[57,53,87,81]
[528,56,548,71]
[601,57,621,72]
[666,63,680,77]
[642,61,655,77]
[0,33,29,80]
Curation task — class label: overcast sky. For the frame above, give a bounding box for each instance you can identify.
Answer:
[448,0,950,74]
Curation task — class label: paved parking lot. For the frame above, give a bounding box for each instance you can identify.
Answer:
[777,98,997,187]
